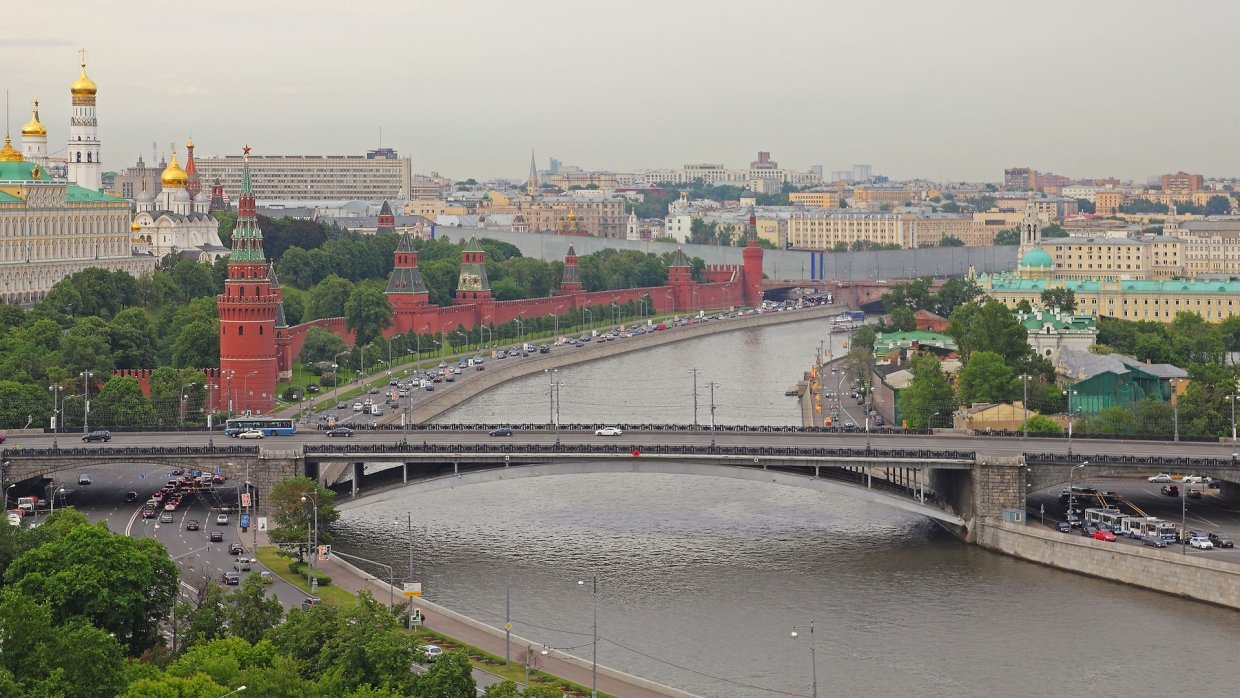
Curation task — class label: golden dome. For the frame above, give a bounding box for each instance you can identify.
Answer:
[0,135,23,162]
[71,64,97,96]
[161,152,188,188]
[21,101,46,137]
[131,220,142,233]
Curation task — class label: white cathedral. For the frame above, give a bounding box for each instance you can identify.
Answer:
[132,141,227,262]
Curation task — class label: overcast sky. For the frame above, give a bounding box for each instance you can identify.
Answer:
[6,0,1238,183]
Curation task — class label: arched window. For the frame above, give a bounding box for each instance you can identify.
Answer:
[87,152,92,162]
[239,325,244,336]
[76,152,81,162]
[259,326,264,335]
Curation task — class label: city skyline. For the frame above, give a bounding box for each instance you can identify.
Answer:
[4,0,1238,183]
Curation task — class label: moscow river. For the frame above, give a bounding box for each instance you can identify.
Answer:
[333,318,1240,697]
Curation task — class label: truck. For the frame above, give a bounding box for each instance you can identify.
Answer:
[16,496,39,515]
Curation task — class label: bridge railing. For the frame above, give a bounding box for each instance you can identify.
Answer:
[310,422,931,436]
[303,442,975,460]
[0,445,260,458]
[1024,452,1238,468]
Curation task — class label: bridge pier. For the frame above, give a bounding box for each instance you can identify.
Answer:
[352,462,364,497]
[933,456,1025,541]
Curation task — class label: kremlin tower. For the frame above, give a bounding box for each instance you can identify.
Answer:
[67,49,102,191]
[217,146,282,414]
[20,100,48,168]
[557,244,583,294]
[184,138,202,199]
[742,207,764,307]
[385,232,431,333]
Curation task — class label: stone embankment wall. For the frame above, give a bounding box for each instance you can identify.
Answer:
[411,304,839,424]
[977,520,1240,609]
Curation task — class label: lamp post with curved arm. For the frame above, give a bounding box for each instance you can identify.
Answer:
[48,384,63,449]
[242,371,258,415]
[790,620,817,698]
[79,370,94,434]
[301,493,318,594]
[179,381,198,429]
[577,576,598,698]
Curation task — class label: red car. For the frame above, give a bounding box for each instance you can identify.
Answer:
[1092,528,1117,542]
[0,432,6,444]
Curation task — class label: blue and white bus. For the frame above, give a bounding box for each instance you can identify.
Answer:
[224,417,297,437]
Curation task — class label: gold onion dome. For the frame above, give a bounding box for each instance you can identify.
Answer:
[0,135,23,162]
[161,152,188,188]
[131,220,142,232]
[21,102,46,137]
[71,64,97,96]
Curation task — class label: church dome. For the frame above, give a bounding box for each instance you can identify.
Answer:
[0,135,22,162]
[131,220,142,233]
[21,103,46,137]
[70,65,98,96]
[161,152,188,188]
[1021,247,1053,268]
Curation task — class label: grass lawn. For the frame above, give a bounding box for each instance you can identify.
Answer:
[254,546,355,606]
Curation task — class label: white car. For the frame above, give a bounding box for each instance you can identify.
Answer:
[353,403,363,411]
[216,513,230,525]
[419,644,443,662]
[1147,473,1175,483]
[1189,536,1214,549]
[1180,475,1204,484]
[594,426,623,436]
[237,429,265,439]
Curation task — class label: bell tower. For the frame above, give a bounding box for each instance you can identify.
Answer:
[217,146,279,414]
[67,49,102,190]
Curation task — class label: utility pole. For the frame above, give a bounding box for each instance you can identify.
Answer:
[707,381,719,448]
[689,367,701,428]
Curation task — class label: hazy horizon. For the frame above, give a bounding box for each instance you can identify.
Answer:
[5,0,1239,183]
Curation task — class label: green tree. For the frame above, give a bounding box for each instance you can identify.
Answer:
[281,287,306,326]
[4,521,178,655]
[1169,312,1224,365]
[1041,223,1069,239]
[490,277,525,301]
[344,285,393,348]
[181,585,230,650]
[956,351,1018,405]
[481,681,523,698]
[1022,414,1062,434]
[994,228,1020,245]
[938,235,965,247]
[171,259,217,302]
[1205,195,1233,216]
[946,299,1032,366]
[0,590,127,698]
[92,375,156,427]
[932,278,982,317]
[887,306,916,332]
[226,575,285,644]
[1040,287,1076,313]
[898,353,955,429]
[308,275,355,320]
[299,326,349,366]
[109,308,158,369]
[267,477,340,562]
[415,651,477,698]
[172,320,220,369]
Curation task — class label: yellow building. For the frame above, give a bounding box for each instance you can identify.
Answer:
[1095,190,1125,215]
[786,210,1007,249]
[852,187,923,206]
[789,191,841,209]
[754,217,785,247]
[1042,237,1183,280]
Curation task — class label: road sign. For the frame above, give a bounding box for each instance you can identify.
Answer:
[215,466,222,476]
[318,545,331,559]
[241,492,251,507]
[504,622,512,631]
[240,514,250,528]
[257,517,268,531]
[140,472,146,480]
[403,582,423,597]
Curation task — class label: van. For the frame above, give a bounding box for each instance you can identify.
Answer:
[522,342,536,353]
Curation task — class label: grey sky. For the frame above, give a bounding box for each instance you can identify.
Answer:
[6,0,1239,182]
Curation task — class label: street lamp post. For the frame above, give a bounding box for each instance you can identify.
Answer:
[79,370,93,434]
[1068,460,1088,525]
[790,620,817,698]
[1228,394,1239,446]
[179,382,198,429]
[48,384,63,449]
[242,371,258,415]
[397,514,415,629]
[1020,374,1031,439]
[301,494,318,594]
[577,576,598,698]
[689,367,701,428]
[515,317,524,345]
[707,381,718,449]
[218,687,247,698]
[637,298,647,321]
[583,308,592,330]
[1063,389,1078,456]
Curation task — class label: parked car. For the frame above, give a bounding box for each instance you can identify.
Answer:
[1188,488,1202,499]
[78,474,92,485]
[209,531,224,542]
[186,519,199,531]
[488,427,514,437]
[301,597,321,611]
[1189,536,1214,550]
[1142,536,1168,548]
[1147,473,1175,483]
[82,430,111,442]
[594,426,623,436]
[221,571,241,586]
[1180,475,1205,484]
[1208,532,1234,548]
[326,427,354,437]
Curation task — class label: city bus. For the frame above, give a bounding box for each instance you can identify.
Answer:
[224,417,297,437]
[1084,507,1126,532]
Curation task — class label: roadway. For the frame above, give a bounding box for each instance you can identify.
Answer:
[12,428,1240,463]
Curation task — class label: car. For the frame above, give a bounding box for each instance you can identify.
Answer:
[326,427,354,438]
[301,597,321,611]
[1188,488,1202,499]
[1189,536,1214,550]
[82,430,111,442]
[221,571,241,586]
[172,466,185,475]
[1147,473,1175,483]
[842,420,855,429]
[1161,485,1179,497]
[595,426,623,436]
[1208,532,1234,548]
[307,384,319,393]
[1057,521,1072,533]
[445,375,455,382]
[186,519,200,531]
[228,542,245,555]
[77,473,92,485]
[539,345,550,354]
[142,508,157,519]
[1142,535,1168,548]
[124,491,138,503]
[237,429,264,439]
[1092,529,1117,542]
[159,512,174,523]
[432,375,442,383]
[369,388,380,395]
[419,645,443,663]
[1180,475,1204,484]
[489,427,513,437]
[337,402,348,409]
[164,502,178,511]
[209,531,224,542]
[216,513,230,526]
[0,432,4,444]
[425,384,435,391]
[353,402,363,411]
[234,557,254,571]
[476,364,485,371]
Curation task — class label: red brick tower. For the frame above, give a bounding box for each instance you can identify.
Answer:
[454,237,492,303]
[377,200,396,233]
[217,146,279,414]
[665,247,694,312]
[386,231,431,333]
[557,244,583,294]
[742,206,765,307]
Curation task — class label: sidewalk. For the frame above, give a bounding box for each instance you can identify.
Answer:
[314,553,692,698]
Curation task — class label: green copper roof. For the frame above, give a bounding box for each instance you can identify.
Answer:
[0,190,22,203]
[873,331,957,354]
[1017,310,1096,333]
[669,247,690,268]
[0,160,42,181]
[984,274,1240,295]
[462,236,484,253]
[66,185,124,203]
[1021,246,1053,268]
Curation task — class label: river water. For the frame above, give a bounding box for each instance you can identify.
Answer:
[332,318,1240,697]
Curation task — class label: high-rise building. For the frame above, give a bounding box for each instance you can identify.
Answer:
[1160,171,1204,194]
[852,164,872,181]
[1004,167,1038,192]
[194,150,412,202]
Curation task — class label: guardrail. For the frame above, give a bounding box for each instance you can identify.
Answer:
[309,422,929,435]
[1,445,260,458]
[303,442,975,460]
[1024,452,1239,468]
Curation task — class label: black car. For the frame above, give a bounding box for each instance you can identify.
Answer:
[221,571,240,586]
[186,520,200,531]
[228,542,245,555]
[124,491,139,502]
[82,430,111,442]
[1057,521,1072,533]
[1142,536,1168,548]
[209,531,224,542]
[1208,532,1234,548]
[489,427,514,437]
[326,427,354,438]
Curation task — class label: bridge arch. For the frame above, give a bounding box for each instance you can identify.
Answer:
[334,458,965,526]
